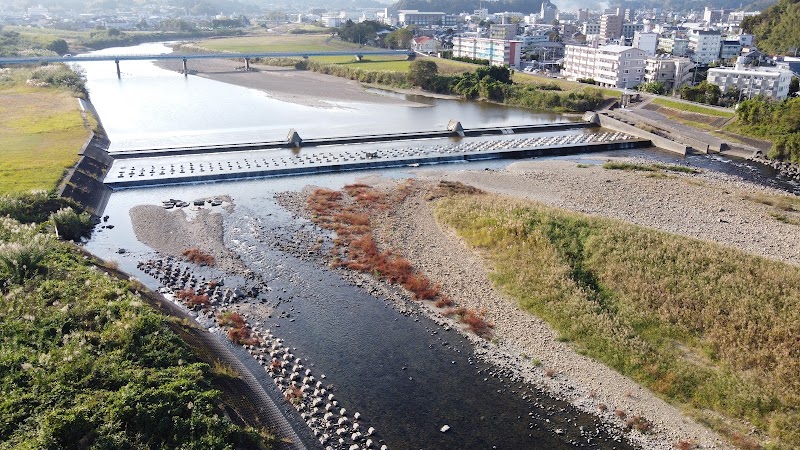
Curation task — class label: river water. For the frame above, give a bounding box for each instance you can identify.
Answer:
[78,42,796,450]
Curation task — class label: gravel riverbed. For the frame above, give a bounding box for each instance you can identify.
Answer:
[128,155,800,450]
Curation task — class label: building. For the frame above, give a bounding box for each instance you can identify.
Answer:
[599,14,622,42]
[562,44,647,88]
[489,23,517,40]
[397,10,445,26]
[452,36,523,68]
[702,7,722,24]
[644,55,695,92]
[658,37,689,56]
[632,31,658,55]
[411,36,437,54]
[577,9,589,22]
[321,15,342,27]
[707,60,794,100]
[621,23,644,39]
[540,0,557,23]
[688,29,722,64]
[719,39,742,63]
[581,22,601,36]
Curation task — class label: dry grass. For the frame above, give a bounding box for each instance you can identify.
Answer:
[306,183,494,338]
[742,192,800,212]
[182,247,216,266]
[0,84,88,194]
[435,194,800,449]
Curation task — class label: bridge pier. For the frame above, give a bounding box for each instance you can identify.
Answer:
[115,59,120,78]
[245,58,250,70]
[182,58,188,75]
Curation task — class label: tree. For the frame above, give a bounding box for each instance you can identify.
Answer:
[385,27,414,49]
[790,76,799,98]
[636,81,666,95]
[46,39,68,55]
[408,59,438,87]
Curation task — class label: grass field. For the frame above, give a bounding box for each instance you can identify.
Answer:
[652,97,735,118]
[435,194,800,449]
[199,34,360,53]
[0,83,88,194]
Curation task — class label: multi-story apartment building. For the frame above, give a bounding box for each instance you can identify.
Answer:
[489,23,517,40]
[562,44,647,88]
[658,37,689,56]
[702,7,722,24]
[581,22,601,36]
[600,14,622,41]
[688,29,722,64]
[632,31,658,55]
[397,10,445,26]
[719,39,742,63]
[707,61,794,100]
[621,23,644,38]
[644,55,695,92]
[452,36,523,68]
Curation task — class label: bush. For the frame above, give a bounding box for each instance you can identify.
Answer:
[0,235,50,286]
[51,207,93,241]
[29,64,87,98]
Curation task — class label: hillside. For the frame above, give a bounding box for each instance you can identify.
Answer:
[742,0,800,55]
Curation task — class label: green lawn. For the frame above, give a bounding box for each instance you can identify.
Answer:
[652,97,735,118]
[0,84,89,195]
[436,194,800,450]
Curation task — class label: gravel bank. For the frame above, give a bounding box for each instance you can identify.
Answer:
[154,58,427,108]
[363,157,800,449]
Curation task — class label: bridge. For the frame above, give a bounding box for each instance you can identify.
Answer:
[0,50,416,77]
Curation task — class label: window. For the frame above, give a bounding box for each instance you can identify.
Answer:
[624,69,629,73]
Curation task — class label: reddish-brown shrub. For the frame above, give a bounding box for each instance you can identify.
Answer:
[216,311,246,329]
[615,409,627,419]
[625,415,653,433]
[598,403,608,412]
[435,296,454,308]
[182,248,215,266]
[674,439,697,450]
[545,368,557,378]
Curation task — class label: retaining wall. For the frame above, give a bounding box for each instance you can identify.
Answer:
[585,112,688,155]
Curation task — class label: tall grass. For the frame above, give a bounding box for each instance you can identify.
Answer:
[435,194,800,449]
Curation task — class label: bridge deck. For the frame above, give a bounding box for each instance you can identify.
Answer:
[105,131,650,188]
[0,50,413,65]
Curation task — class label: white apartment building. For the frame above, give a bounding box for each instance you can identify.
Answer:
[562,44,647,88]
[707,60,794,100]
[633,31,658,55]
[719,39,742,62]
[688,29,722,64]
[644,55,695,92]
[658,37,689,56]
[581,22,601,36]
[397,10,445,26]
[452,37,523,68]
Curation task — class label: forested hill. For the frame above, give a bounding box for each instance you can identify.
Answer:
[391,0,543,15]
[742,0,800,54]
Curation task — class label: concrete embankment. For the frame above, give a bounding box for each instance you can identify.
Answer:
[58,131,113,215]
[584,111,689,155]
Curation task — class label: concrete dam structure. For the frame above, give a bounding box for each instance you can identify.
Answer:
[104,124,650,188]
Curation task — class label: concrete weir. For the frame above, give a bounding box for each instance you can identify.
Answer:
[105,128,650,189]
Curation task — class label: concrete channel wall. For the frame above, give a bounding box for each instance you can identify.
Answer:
[106,139,651,189]
[58,132,113,215]
[584,112,688,156]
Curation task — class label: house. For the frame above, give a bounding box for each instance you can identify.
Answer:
[412,36,438,54]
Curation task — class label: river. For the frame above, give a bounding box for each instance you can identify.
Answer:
[77,43,647,449]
